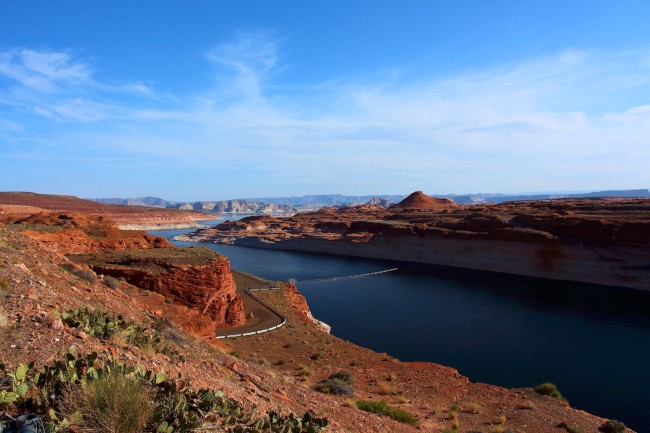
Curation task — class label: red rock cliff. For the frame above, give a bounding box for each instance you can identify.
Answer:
[70,248,246,328]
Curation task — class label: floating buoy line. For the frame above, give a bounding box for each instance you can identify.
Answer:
[296,267,398,283]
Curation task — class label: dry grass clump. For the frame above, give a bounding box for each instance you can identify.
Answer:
[109,328,132,346]
[103,275,121,290]
[517,399,536,410]
[298,364,312,377]
[378,381,399,395]
[491,414,507,425]
[61,371,152,433]
[463,402,482,413]
[356,400,418,425]
[343,399,356,409]
[0,275,9,290]
[0,306,10,328]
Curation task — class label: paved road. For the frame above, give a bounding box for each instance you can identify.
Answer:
[216,270,284,338]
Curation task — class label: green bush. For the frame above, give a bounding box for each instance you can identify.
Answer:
[356,400,417,424]
[1,350,329,433]
[534,382,563,399]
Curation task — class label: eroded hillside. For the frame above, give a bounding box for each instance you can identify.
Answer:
[0,206,633,432]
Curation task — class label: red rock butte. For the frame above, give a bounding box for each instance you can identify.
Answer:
[390,190,458,210]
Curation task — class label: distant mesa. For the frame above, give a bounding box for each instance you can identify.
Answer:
[391,191,458,210]
[365,196,394,207]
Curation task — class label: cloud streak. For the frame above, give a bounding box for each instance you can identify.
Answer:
[1,36,649,197]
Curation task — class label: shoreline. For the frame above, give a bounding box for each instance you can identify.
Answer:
[176,234,650,291]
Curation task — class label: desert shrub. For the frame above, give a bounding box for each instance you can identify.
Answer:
[61,371,152,433]
[328,370,355,383]
[62,308,183,362]
[356,400,417,425]
[315,371,355,395]
[103,275,121,290]
[61,308,129,339]
[61,263,97,284]
[315,378,354,396]
[2,349,329,433]
[534,382,563,399]
[599,420,627,433]
[152,317,186,346]
[0,275,9,290]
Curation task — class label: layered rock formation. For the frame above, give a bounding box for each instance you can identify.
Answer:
[183,192,650,291]
[70,248,245,328]
[8,212,172,254]
[173,200,296,214]
[4,209,245,331]
[0,191,212,229]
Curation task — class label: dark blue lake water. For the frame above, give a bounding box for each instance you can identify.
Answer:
[154,225,650,433]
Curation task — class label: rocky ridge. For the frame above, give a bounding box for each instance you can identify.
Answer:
[0,192,212,229]
[69,248,245,329]
[183,192,650,291]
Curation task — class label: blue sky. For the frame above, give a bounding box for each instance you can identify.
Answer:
[1,1,650,201]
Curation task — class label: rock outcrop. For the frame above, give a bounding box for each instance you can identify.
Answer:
[390,190,459,211]
[8,212,172,254]
[69,247,245,329]
[182,194,650,291]
[4,210,245,332]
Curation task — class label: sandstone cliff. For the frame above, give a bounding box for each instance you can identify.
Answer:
[70,248,245,328]
[4,210,245,331]
[183,193,650,291]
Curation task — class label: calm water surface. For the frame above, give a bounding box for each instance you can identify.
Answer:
[154,226,650,433]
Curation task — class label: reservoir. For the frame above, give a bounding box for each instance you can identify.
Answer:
[154,225,650,433]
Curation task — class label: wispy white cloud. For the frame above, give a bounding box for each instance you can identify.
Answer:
[205,30,281,99]
[0,49,91,92]
[1,37,649,196]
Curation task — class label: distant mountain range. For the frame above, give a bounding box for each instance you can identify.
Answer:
[91,189,650,212]
[241,194,406,209]
[91,197,297,214]
[446,189,650,204]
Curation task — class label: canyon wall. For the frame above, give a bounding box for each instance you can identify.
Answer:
[83,251,246,328]
[233,235,649,291]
